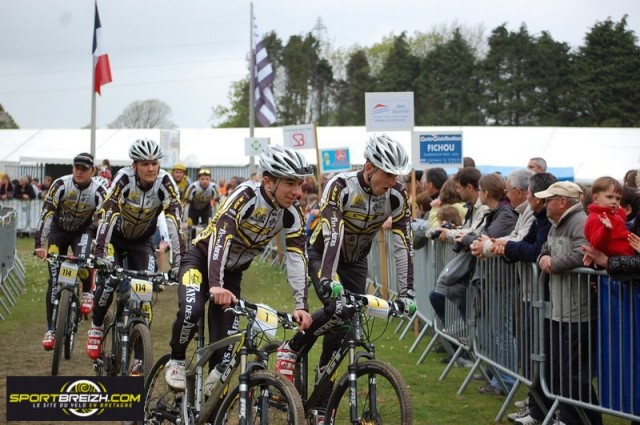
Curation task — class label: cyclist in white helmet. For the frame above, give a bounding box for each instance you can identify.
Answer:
[274,134,416,422]
[164,145,314,391]
[86,139,186,363]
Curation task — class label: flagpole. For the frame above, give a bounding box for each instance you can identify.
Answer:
[90,0,98,157]
[248,2,256,174]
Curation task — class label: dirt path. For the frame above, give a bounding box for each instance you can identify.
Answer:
[0,266,180,425]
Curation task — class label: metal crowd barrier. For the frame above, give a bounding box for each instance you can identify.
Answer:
[364,232,640,424]
[0,198,43,234]
[0,207,26,320]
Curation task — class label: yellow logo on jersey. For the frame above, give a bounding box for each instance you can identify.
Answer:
[182,269,202,287]
[350,194,366,210]
[253,207,268,223]
[48,244,60,255]
[128,191,140,202]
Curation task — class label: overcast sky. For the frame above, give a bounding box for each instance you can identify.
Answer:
[1,0,638,130]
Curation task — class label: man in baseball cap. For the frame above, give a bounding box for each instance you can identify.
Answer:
[73,152,95,169]
[534,181,582,200]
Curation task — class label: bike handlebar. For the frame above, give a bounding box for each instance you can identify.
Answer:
[225,298,299,330]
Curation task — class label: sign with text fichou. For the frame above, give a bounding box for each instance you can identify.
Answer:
[365,92,414,132]
[411,131,463,168]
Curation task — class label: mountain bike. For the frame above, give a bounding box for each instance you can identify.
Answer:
[43,253,94,376]
[144,298,305,425]
[92,265,169,379]
[269,291,413,424]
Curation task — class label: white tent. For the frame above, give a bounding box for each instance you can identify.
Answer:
[1,126,638,183]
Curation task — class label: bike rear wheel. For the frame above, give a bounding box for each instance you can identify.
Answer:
[143,352,181,425]
[51,290,71,376]
[214,370,305,425]
[325,359,413,425]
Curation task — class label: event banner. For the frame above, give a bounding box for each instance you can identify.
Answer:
[6,376,144,421]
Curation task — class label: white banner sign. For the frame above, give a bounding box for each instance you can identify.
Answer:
[244,137,270,157]
[365,92,414,132]
[282,124,316,150]
[159,130,180,169]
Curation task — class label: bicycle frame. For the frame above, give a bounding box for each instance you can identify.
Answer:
[93,268,162,377]
[290,292,404,424]
[164,300,295,425]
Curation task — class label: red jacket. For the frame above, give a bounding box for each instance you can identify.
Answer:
[585,204,634,256]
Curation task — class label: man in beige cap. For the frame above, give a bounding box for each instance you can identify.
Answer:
[522,180,603,425]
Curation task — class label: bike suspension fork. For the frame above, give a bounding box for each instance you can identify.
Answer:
[347,341,360,422]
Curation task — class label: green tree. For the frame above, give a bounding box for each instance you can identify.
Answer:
[573,16,640,126]
[415,29,483,125]
[310,58,334,125]
[279,34,320,124]
[376,32,420,93]
[331,49,374,125]
[527,32,576,126]
[211,79,250,128]
[480,24,536,125]
[0,104,19,129]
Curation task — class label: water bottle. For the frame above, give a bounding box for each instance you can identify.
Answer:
[204,363,225,396]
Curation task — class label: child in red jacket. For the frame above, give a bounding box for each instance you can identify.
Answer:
[584,176,635,259]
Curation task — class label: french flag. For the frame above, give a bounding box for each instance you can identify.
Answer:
[92,3,112,95]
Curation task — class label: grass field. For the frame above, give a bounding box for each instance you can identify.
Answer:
[0,236,628,424]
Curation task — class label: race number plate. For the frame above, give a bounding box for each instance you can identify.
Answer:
[58,261,79,285]
[130,279,153,302]
[253,304,278,338]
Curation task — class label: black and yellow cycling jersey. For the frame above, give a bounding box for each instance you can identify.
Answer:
[193,180,308,311]
[184,181,219,211]
[309,170,414,297]
[94,167,185,262]
[35,175,107,249]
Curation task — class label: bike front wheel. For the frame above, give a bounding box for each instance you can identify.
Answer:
[325,359,413,425]
[51,290,71,376]
[214,370,305,425]
[143,353,181,425]
[127,322,153,378]
[63,294,79,360]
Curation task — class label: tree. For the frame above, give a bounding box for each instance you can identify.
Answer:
[0,104,18,129]
[527,32,576,126]
[279,34,321,124]
[211,79,250,128]
[331,49,374,125]
[376,32,420,93]
[108,99,177,129]
[415,29,483,125]
[479,24,537,125]
[572,16,640,127]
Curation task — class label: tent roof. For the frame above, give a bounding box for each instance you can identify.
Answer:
[1,126,638,183]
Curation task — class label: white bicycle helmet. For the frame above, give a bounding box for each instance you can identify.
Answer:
[364,134,410,175]
[129,139,163,161]
[259,146,313,179]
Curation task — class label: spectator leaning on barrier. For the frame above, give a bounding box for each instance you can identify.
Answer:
[34,153,108,351]
[534,181,603,425]
[471,169,535,258]
[429,167,489,323]
[621,186,640,230]
[0,174,13,200]
[14,176,36,200]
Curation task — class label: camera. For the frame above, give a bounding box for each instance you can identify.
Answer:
[430,222,456,239]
